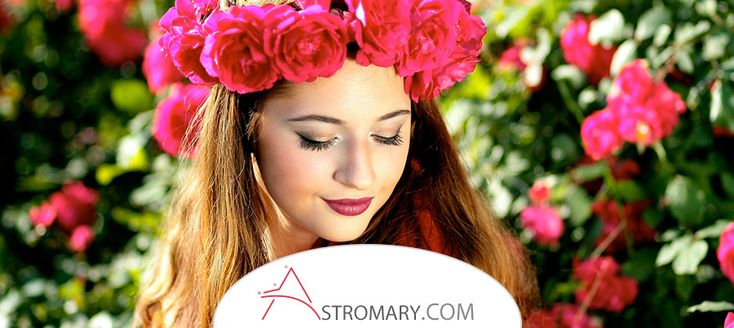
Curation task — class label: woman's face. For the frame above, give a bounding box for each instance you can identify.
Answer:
[255,60,411,243]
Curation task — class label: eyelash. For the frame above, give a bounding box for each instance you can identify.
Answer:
[298,132,404,151]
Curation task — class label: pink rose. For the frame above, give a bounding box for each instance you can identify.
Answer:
[296,0,331,9]
[200,6,278,93]
[726,312,734,328]
[263,4,348,83]
[573,256,638,312]
[498,41,527,71]
[143,23,184,94]
[159,0,218,85]
[29,202,57,227]
[153,84,210,158]
[718,222,734,285]
[69,225,94,253]
[49,182,99,233]
[581,108,623,160]
[397,0,463,77]
[611,98,664,145]
[560,14,616,84]
[607,60,686,144]
[529,180,551,205]
[649,82,687,135]
[609,59,654,103]
[78,0,147,67]
[345,0,411,67]
[520,205,564,246]
[402,4,485,101]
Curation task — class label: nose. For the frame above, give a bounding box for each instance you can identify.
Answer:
[333,139,375,191]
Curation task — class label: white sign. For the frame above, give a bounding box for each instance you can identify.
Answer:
[214,244,521,327]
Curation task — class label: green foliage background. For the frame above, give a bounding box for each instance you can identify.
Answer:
[1,0,733,326]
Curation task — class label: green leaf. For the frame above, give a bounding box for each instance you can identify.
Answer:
[656,235,691,267]
[672,239,708,275]
[687,301,734,313]
[710,80,734,131]
[565,185,592,226]
[96,164,127,186]
[695,220,732,239]
[722,172,734,199]
[552,65,586,89]
[111,79,153,114]
[676,47,694,74]
[610,39,637,76]
[665,175,706,226]
[653,24,672,46]
[674,21,711,46]
[622,247,658,282]
[703,32,730,61]
[635,6,672,41]
[613,180,646,202]
[588,9,625,46]
[116,134,150,171]
[570,161,608,182]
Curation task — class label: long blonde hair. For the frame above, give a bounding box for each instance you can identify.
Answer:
[133,1,539,327]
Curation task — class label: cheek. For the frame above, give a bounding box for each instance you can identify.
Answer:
[257,129,329,199]
[375,138,410,192]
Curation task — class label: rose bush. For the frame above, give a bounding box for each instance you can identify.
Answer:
[444,0,734,326]
[1,0,733,327]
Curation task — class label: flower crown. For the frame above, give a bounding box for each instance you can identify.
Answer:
[159,0,486,101]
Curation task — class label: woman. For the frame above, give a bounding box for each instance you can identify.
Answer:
[134,0,539,326]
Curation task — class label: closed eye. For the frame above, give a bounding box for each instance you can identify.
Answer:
[298,134,338,151]
[373,133,404,146]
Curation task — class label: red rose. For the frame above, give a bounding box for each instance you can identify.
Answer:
[0,2,13,34]
[592,200,656,253]
[528,303,600,328]
[152,84,210,158]
[718,222,734,286]
[573,256,638,312]
[55,0,73,13]
[200,6,278,93]
[397,0,463,77]
[159,0,218,85]
[607,157,640,180]
[69,225,95,253]
[560,14,616,84]
[402,5,485,101]
[581,108,623,160]
[345,0,411,67]
[263,5,349,83]
[726,312,734,328]
[529,180,551,205]
[520,205,564,246]
[143,23,184,94]
[48,182,99,233]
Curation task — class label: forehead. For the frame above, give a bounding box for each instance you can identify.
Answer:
[263,60,411,121]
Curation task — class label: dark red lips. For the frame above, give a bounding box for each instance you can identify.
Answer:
[323,197,374,216]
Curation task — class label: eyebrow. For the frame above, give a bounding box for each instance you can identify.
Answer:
[286,109,410,125]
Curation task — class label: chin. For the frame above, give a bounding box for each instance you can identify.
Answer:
[318,224,369,243]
